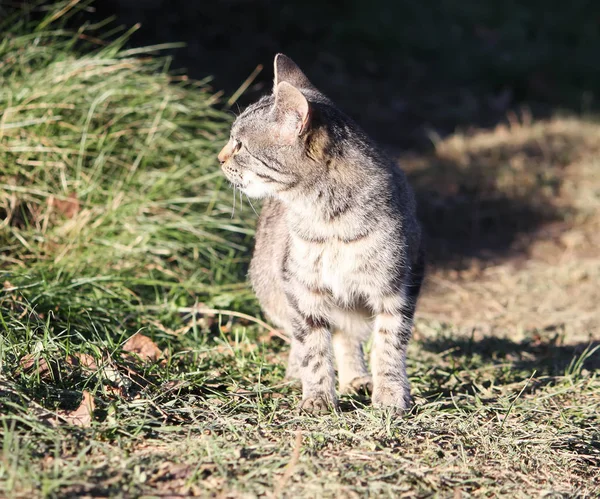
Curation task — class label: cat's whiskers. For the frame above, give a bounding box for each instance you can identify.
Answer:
[231,184,237,219]
[245,194,259,216]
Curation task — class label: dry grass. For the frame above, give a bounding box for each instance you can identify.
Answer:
[2,332,599,498]
[405,117,600,343]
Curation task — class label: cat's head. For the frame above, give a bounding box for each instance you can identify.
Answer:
[218,54,333,199]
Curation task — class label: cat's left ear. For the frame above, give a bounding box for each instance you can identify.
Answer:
[273,53,315,91]
[273,81,311,143]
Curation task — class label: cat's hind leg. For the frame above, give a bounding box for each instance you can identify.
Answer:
[331,309,373,395]
[285,337,302,380]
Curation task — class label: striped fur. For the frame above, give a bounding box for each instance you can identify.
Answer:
[219,54,424,414]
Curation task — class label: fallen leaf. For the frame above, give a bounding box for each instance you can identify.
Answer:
[123,332,163,362]
[67,353,98,370]
[196,343,258,361]
[19,354,54,378]
[48,192,80,219]
[59,391,95,427]
[149,319,191,336]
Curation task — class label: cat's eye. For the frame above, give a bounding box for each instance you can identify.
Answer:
[232,139,242,154]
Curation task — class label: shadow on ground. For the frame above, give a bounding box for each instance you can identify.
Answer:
[406,124,595,267]
[420,334,600,378]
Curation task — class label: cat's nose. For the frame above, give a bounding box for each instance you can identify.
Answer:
[218,144,231,165]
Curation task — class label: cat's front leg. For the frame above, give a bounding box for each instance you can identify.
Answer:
[286,293,337,414]
[370,292,415,412]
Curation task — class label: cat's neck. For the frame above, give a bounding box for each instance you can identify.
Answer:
[277,156,390,240]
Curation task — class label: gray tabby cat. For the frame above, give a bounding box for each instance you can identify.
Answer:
[218,54,424,414]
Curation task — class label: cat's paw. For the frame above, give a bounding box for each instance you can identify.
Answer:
[299,394,337,415]
[340,375,373,395]
[372,385,412,413]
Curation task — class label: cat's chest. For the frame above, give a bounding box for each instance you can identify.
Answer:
[290,235,380,301]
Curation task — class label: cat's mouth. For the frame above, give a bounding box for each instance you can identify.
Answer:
[221,165,243,188]
[227,176,250,194]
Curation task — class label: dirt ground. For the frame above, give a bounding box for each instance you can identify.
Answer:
[406,118,600,346]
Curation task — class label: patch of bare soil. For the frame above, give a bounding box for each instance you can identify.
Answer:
[409,118,600,342]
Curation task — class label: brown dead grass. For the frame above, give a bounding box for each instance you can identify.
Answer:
[404,117,600,343]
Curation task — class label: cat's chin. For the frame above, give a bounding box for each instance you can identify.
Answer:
[240,182,272,199]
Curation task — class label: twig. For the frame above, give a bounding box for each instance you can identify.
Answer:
[181,305,272,332]
[144,304,290,343]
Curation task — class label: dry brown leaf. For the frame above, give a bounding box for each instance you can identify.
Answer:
[22,352,99,378]
[48,192,80,219]
[19,354,53,378]
[148,461,215,497]
[122,332,164,362]
[59,391,95,427]
[67,353,98,370]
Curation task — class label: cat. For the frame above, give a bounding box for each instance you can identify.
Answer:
[218,54,424,414]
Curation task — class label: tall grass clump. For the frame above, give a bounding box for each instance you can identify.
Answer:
[0,2,255,365]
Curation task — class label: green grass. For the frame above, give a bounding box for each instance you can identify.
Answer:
[1,3,599,498]
[0,2,257,331]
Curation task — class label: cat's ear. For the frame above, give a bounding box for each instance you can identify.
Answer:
[273,81,311,143]
[273,53,315,91]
